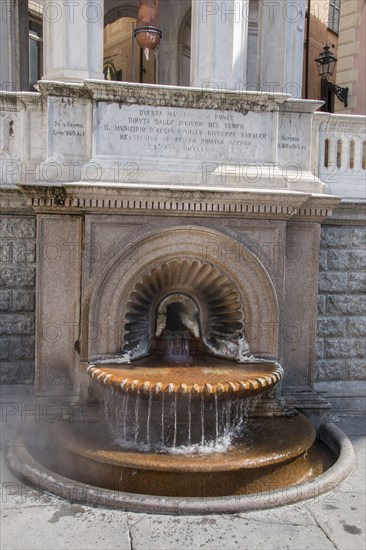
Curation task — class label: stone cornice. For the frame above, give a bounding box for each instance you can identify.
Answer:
[313,112,366,134]
[37,81,91,100]
[18,183,341,221]
[32,81,325,115]
[291,194,343,221]
[0,91,42,111]
[279,99,324,114]
[86,80,290,113]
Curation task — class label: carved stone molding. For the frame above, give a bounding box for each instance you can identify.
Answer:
[19,183,341,222]
[123,258,245,357]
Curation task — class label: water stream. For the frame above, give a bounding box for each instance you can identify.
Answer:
[92,380,263,452]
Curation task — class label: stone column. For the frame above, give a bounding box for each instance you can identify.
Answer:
[282,222,320,388]
[42,0,104,82]
[35,215,82,395]
[190,0,249,90]
[0,0,29,91]
[258,0,306,98]
[0,0,17,90]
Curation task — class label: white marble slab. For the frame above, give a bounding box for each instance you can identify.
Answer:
[94,103,274,166]
[48,96,91,160]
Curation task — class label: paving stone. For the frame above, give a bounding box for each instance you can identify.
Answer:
[304,491,366,550]
[130,512,337,550]
[0,504,131,550]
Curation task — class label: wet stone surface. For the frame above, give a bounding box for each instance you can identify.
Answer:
[0,410,364,549]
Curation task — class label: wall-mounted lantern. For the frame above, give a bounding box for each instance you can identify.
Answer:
[315,45,348,108]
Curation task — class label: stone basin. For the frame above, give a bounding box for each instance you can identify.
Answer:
[87,356,284,397]
[18,413,330,498]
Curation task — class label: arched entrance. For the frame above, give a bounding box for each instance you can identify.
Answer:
[104,2,156,83]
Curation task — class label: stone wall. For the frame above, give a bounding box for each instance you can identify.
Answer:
[317,208,366,382]
[0,192,36,384]
[0,191,365,387]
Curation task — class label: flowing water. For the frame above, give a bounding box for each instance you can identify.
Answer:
[92,380,263,452]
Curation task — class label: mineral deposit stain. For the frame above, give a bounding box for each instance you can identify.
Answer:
[48,504,85,523]
[342,523,362,535]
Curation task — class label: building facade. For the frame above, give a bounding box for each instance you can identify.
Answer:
[0,0,365,413]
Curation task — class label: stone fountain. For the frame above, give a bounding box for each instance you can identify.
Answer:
[36,253,326,499]
[6,81,355,511]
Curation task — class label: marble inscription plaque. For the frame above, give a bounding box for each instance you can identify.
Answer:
[277,113,310,169]
[49,97,90,159]
[95,103,274,164]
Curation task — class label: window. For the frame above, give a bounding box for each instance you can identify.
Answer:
[328,0,341,33]
[29,17,43,90]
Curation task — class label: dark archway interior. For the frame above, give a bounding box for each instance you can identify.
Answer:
[165,302,188,333]
[155,295,201,357]
[123,259,246,361]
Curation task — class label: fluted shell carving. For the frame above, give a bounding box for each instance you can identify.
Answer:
[123,259,245,351]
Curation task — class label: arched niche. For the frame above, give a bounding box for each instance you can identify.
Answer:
[87,227,279,360]
[123,259,246,360]
[104,0,138,26]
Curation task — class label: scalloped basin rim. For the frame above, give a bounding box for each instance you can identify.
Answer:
[88,357,284,396]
